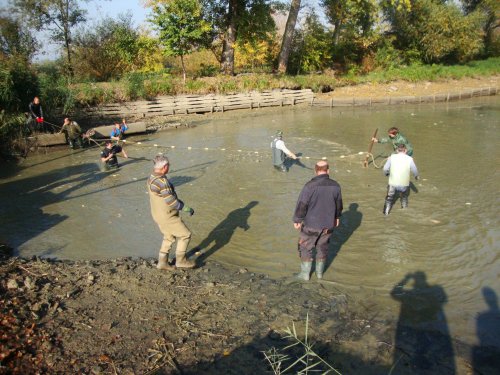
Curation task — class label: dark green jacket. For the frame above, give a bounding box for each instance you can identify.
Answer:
[380,132,413,156]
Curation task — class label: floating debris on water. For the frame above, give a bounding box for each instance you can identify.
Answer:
[430,219,441,224]
[340,155,345,158]
[465,202,472,205]
[358,152,364,155]
[188,146,192,150]
[154,144,158,147]
[322,157,327,160]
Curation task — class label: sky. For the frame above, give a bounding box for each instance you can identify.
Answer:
[1,0,322,62]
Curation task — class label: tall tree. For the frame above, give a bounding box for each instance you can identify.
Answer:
[151,0,211,82]
[462,0,500,55]
[12,0,87,76]
[277,0,301,73]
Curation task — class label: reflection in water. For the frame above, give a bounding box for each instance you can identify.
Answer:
[472,287,500,374]
[326,203,362,272]
[191,201,259,264]
[391,271,455,374]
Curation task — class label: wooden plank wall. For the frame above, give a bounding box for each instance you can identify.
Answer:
[83,89,314,119]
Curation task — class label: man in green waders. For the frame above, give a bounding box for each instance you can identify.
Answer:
[372,127,413,156]
[148,154,196,270]
[293,160,343,281]
[382,144,419,215]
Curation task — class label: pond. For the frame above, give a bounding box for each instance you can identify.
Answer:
[1,96,499,367]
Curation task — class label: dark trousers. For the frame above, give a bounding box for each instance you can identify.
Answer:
[298,226,332,261]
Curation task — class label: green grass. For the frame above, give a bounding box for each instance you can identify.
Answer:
[40,57,500,109]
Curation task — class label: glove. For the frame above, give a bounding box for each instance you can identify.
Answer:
[182,206,194,216]
[36,117,44,123]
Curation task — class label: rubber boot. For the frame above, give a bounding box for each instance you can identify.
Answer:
[157,252,175,270]
[383,200,393,215]
[175,251,196,269]
[401,196,408,209]
[296,261,312,281]
[316,261,325,280]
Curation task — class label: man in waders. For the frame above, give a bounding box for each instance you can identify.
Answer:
[59,117,83,149]
[271,130,298,172]
[382,144,419,215]
[372,127,413,156]
[293,160,343,281]
[100,140,128,170]
[148,154,196,270]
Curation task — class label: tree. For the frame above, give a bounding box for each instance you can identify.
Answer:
[277,0,301,73]
[288,11,330,74]
[12,0,87,76]
[382,0,485,63]
[322,0,380,66]
[150,0,211,82]
[73,14,143,81]
[0,15,37,63]
[462,0,500,55]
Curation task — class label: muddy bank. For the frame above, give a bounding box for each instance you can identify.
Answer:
[1,244,478,375]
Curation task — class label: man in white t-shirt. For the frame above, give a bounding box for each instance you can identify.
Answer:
[270,130,298,172]
[382,144,419,215]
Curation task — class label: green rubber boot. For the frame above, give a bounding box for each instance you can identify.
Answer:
[296,261,312,281]
[316,261,325,280]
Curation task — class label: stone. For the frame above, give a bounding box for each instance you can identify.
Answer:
[7,279,19,289]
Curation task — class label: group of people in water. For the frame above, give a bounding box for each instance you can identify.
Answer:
[27,95,419,280]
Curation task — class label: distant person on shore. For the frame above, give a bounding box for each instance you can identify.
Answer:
[372,127,413,156]
[293,160,343,281]
[382,144,419,215]
[100,140,128,170]
[271,130,298,172]
[59,117,83,149]
[110,120,128,141]
[148,154,196,270]
[28,96,46,133]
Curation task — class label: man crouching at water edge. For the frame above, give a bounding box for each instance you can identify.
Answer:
[148,155,196,270]
[293,160,343,281]
[100,140,128,171]
[382,144,419,215]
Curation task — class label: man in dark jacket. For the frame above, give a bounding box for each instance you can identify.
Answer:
[293,160,343,281]
[28,96,46,132]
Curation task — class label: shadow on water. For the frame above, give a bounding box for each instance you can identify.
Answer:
[189,201,258,265]
[284,152,313,170]
[472,287,500,375]
[325,203,362,273]
[390,271,456,374]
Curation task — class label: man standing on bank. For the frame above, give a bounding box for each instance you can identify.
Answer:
[293,160,343,281]
[382,144,419,215]
[271,130,298,172]
[372,127,413,156]
[148,154,196,270]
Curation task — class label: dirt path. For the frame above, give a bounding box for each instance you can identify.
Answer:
[317,75,500,99]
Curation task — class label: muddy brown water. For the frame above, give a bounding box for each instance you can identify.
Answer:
[1,96,499,366]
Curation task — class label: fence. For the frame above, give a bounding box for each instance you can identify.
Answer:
[82,89,314,121]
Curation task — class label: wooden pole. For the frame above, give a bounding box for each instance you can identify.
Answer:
[363,128,378,168]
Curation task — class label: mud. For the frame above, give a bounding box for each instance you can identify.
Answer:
[1,243,481,375]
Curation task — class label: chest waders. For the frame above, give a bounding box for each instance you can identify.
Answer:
[148,176,195,269]
[271,139,286,171]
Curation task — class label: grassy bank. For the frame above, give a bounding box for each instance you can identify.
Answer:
[58,57,500,107]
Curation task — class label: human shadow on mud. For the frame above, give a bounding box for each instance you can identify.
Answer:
[188,201,258,265]
[391,271,456,374]
[472,287,500,375]
[324,203,362,273]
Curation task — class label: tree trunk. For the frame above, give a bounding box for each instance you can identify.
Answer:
[221,0,238,75]
[277,0,301,74]
[180,54,186,84]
